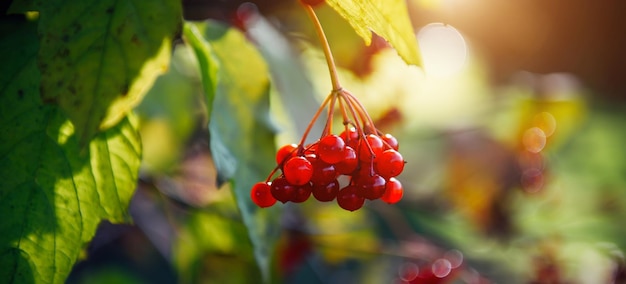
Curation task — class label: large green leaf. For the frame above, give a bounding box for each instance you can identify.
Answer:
[0,17,142,284]
[325,0,422,66]
[191,21,281,282]
[32,0,181,144]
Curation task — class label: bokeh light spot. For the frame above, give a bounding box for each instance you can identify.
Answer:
[432,258,452,278]
[533,112,557,137]
[398,262,419,281]
[417,23,468,77]
[521,168,544,193]
[444,249,464,269]
[523,127,547,153]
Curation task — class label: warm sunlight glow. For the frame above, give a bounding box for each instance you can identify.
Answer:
[417,23,468,77]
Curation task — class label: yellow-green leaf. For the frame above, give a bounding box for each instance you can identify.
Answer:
[325,0,422,66]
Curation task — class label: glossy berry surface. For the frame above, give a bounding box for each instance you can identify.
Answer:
[382,133,399,150]
[340,127,359,149]
[292,183,313,203]
[375,149,405,179]
[358,134,384,162]
[283,156,313,186]
[308,155,337,185]
[381,178,403,204]
[276,143,298,165]
[334,146,358,174]
[251,182,276,208]
[270,177,297,203]
[356,174,386,200]
[316,134,346,164]
[312,179,339,202]
[336,185,365,211]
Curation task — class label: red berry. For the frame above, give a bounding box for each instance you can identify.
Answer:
[292,183,312,203]
[340,127,359,149]
[358,134,384,162]
[304,143,318,155]
[276,143,298,165]
[381,178,403,204]
[337,185,365,211]
[270,177,297,203]
[382,133,399,150]
[312,179,339,202]
[316,134,346,164]
[283,156,313,186]
[307,155,337,185]
[375,149,405,179]
[335,146,358,175]
[356,174,386,200]
[251,182,276,208]
[299,0,325,7]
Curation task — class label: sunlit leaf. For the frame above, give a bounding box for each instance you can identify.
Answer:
[35,0,181,144]
[0,17,142,284]
[194,21,281,282]
[325,0,422,66]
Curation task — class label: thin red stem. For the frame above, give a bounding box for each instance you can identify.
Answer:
[302,3,342,91]
[298,94,332,148]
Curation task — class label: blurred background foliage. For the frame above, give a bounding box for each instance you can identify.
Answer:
[68,0,626,283]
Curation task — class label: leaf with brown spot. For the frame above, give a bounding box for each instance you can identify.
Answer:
[36,0,181,145]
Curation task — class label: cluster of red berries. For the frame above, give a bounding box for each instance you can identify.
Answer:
[251,88,406,211]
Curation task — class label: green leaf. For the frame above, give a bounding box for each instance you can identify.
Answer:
[194,21,281,282]
[182,22,235,185]
[325,0,422,66]
[182,23,219,119]
[36,0,181,144]
[0,18,142,284]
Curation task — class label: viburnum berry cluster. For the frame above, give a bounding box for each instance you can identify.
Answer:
[250,1,406,211]
[250,88,406,211]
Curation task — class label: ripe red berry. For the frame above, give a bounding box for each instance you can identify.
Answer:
[381,178,403,204]
[336,185,365,211]
[292,183,313,203]
[270,177,297,203]
[251,182,276,208]
[308,155,337,185]
[276,143,298,165]
[312,179,339,202]
[382,133,399,150]
[335,146,358,174]
[375,149,405,179]
[358,134,384,162]
[283,156,313,186]
[316,134,346,164]
[340,127,359,149]
[356,174,386,200]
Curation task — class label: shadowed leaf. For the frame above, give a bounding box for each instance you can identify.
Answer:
[0,17,142,284]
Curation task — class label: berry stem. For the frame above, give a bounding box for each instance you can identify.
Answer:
[321,91,339,137]
[338,93,364,137]
[299,93,333,148]
[343,90,377,133]
[302,3,342,91]
[337,94,353,128]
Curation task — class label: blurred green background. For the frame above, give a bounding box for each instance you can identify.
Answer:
[67,0,626,283]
